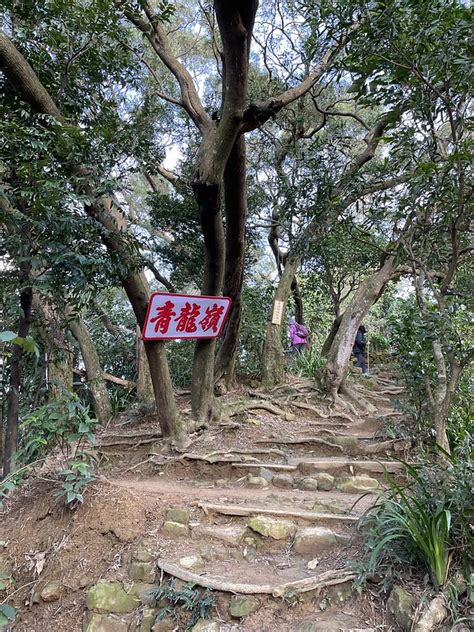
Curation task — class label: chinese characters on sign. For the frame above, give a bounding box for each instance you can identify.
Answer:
[142,293,232,340]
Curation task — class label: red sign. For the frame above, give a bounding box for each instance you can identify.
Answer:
[142,293,232,341]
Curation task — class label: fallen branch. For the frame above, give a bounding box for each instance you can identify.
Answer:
[73,367,135,389]
[256,437,344,451]
[197,502,357,522]
[157,559,355,597]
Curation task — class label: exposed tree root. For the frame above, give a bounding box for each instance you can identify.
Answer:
[151,447,286,466]
[256,437,344,451]
[228,401,296,421]
[288,401,330,417]
[339,384,377,414]
[157,559,355,596]
[197,502,357,522]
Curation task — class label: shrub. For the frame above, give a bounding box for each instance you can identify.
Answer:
[148,580,215,629]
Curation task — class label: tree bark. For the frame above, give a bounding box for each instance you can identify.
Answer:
[3,280,32,478]
[65,306,112,425]
[261,255,301,387]
[321,256,398,397]
[214,136,247,387]
[136,325,155,405]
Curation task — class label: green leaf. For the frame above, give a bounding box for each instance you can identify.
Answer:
[0,331,17,343]
[0,603,16,621]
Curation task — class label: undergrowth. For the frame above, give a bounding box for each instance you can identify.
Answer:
[148,580,215,629]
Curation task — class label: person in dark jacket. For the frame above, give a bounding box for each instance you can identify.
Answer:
[353,324,368,374]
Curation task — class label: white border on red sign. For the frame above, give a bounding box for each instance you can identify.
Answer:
[142,292,232,341]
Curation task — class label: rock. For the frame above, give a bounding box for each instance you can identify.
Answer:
[133,540,158,563]
[128,561,155,583]
[413,595,447,632]
[331,436,358,449]
[297,477,319,491]
[293,527,342,555]
[179,555,204,570]
[229,595,260,618]
[87,581,139,614]
[192,525,246,547]
[312,473,335,491]
[258,467,275,481]
[327,580,352,603]
[83,612,136,632]
[387,585,415,631]
[125,582,157,606]
[336,475,379,493]
[41,581,62,602]
[248,515,296,540]
[307,558,319,570]
[451,625,470,632]
[161,521,189,538]
[140,608,158,632]
[243,545,257,562]
[246,475,268,488]
[165,508,190,524]
[151,619,175,632]
[199,543,228,562]
[272,474,294,489]
[190,621,221,632]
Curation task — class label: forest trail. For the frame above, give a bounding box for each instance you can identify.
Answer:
[96,366,408,630]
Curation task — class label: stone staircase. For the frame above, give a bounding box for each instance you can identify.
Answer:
[87,372,408,630]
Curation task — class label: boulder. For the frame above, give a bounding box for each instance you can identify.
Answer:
[140,608,158,632]
[312,473,334,491]
[229,595,260,618]
[179,555,205,571]
[165,508,190,524]
[192,525,246,547]
[413,595,447,632]
[124,582,157,606]
[297,477,319,491]
[248,515,296,540]
[190,621,221,632]
[151,619,175,632]
[336,475,379,493]
[246,475,268,488]
[40,580,62,602]
[387,585,415,631]
[293,527,342,555]
[83,612,136,632]
[272,474,294,489]
[133,540,158,563]
[128,561,155,583]
[161,521,189,538]
[87,581,139,614]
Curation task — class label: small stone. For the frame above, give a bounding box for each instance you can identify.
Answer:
[243,545,257,562]
[179,555,204,570]
[387,585,415,631]
[297,477,319,491]
[192,525,246,547]
[336,475,379,493]
[293,527,342,555]
[312,473,334,491]
[83,612,136,632]
[258,467,274,481]
[413,595,447,632]
[248,515,296,540]
[165,508,190,524]
[190,621,221,632]
[272,474,294,489]
[307,558,319,570]
[332,436,358,449]
[151,619,175,632]
[246,475,268,488]
[161,521,189,538]
[133,540,158,563]
[128,561,155,583]
[229,595,259,618]
[327,580,352,603]
[214,479,228,487]
[40,581,62,602]
[86,581,139,614]
[140,608,158,632]
[199,543,228,561]
[125,582,157,606]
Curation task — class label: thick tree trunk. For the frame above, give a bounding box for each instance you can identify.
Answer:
[215,136,247,387]
[3,283,32,478]
[33,296,73,400]
[321,315,343,357]
[136,326,155,405]
[321,257,397,397]
[261,256,301,387]
[65,307,112,425]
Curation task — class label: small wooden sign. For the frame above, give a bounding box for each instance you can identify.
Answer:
[271,300,284,325]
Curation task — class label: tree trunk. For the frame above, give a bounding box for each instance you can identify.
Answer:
[215,136,247,387]
[321,315,343,357]
[3,282,32,478]
[136,326,155,405]
[33,296,73,400]
[291,277,305,325]
[321,256,397,397]
[261,256,301,387]
[65,306,112,425]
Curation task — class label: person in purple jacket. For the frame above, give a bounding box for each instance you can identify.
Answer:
[289,318,308,354]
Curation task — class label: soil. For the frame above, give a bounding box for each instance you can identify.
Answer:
[0,368,407,631]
